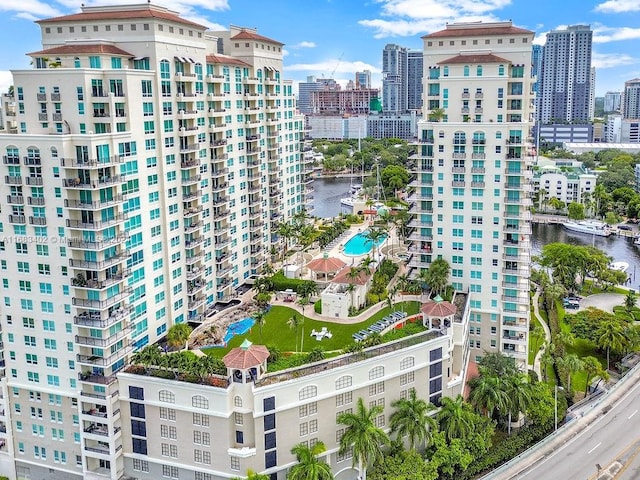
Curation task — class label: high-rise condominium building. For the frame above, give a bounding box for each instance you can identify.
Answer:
[538,25,593,123]
[382,44,423,113]
[604,91,622,113]
[531,44,542,95]
[623,78,640,119]
[355,70,371,89]
[411,21,535,367]
[0,3,312,479]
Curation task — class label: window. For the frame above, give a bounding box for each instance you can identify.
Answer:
[192,395,209,409]
[129,386,144,400]
[335,375,352,389]
[299,385,317,401]
[369,366,384,380]
[162,465,179,479]
[159,390,175,403]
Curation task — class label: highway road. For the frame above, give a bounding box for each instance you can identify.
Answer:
[507,378,640,480]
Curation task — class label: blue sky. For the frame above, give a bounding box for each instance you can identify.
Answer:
[1,0,639,96]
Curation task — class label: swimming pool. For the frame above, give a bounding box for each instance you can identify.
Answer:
[343,231,387,256]
[223,317,255,344]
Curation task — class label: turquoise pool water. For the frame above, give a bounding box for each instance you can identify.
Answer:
[223,317,255,344]
[343,231,387,256]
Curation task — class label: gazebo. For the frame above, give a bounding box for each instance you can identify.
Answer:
[421,295,457,331]
[223,339,270,384]
[306,253,347,281]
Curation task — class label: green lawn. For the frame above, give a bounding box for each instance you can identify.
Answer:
[204,301,421,358]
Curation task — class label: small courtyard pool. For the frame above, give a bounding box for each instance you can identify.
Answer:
[343,231,387,256]
[223,317,255,344]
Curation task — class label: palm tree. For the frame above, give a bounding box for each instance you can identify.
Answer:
[538,188,548,212]
[581,356,606,398]
[504,374,533,435]
[397,274,411,312]
[597,319,627,370]
[558,330,575,348]
[166,323,193,351]
[559,354,582,391]
[288,441,334,480]
[540,343,556,382]
[468,375,508,419]
[624,290,638,315]
[359,256,375,276]
[422,258,450,297]
[337,397,390,480]
[277,222,296,261]
[389,389,437,451]
[530,323,545,359]
[233,470,270,480]
[253,309,267,342]
[364,227,387,263]
[428,107,446,122]
[436,395,474,443]
[287,313,304,353]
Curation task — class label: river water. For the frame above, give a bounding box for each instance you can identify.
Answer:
[311,179,640,286]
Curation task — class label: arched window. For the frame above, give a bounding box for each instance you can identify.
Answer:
[299,385,317,401]
[463,65,469,77]
[443,66,449,77]
[158,390,175,403]
[476,65,483,76]
[498,64,505,76]
[234,396,243,407]
[192,395,209,409]
[369,366,384,380]
[5,146,19,163]
[50,147,58,158]
[400,356,415,370]
[74,57,81,68]
[335,375,352,390]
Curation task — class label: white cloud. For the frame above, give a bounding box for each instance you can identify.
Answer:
[0,71,13,95]
[592,51,636,69]
[593,25,640,43]
[290,41,316,49]
[285,58,381,77]
[360,0,511,37]
[0,0,62,18]
[595,0,640,13]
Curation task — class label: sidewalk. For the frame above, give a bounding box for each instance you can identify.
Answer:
[531,287,551,378]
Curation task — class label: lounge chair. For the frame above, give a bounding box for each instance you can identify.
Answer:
[325,332,332,339]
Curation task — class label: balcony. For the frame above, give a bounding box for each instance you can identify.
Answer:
[471,153,486,159]
[471,167,486,173]
[180,159,200,169]
[8,214,26,224]
[63,175,125,189]
[66,214,127,230]
[451,181,465,187]
[181,175,201,186]
[76,327,131,348]
[184,221,203,234]
[64,196,124,210]
[188,295,206,310]
[470,181,485,188]
[4,175,22,185]
[77,346,132,367]
[71,274,128,291]
[179,143,199,153]
[452,153,466,160]
[73,306,132,328]
[68,237,128,251]
[2,155,20,165]
[211,167,228,177]
[60,156,123,168]
[184,206,203,218]
[212,182,227,193]
[185,236,204,249]
[211,139,227,147]
[29,216,47,226]
[6,195,24,204]
[69,252,129,271]
[24,156,41,166]
[27,197,45,206]
[185,253,204,265]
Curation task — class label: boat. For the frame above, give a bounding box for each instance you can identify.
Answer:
[610,261,629,273]
[562,220,612,237]
[340,195,356,208]
[634,236,640,246]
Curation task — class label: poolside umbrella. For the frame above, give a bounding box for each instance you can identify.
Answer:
[306,253,347,281]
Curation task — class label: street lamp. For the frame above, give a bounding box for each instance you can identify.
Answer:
[554,385,565,431]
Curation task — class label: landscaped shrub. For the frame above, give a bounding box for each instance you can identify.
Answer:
[314,299,322,314]
[269,271,310,292]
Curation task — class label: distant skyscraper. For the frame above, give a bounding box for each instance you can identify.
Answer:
[355,70,371,89]
[382,44,423,113]
[604,91,622,113]
[623,79,640,119]
[297,76,338,114]
[531,44,542,94]
[538,25,593,123]
[407,51,424,111]
[589,67,596,120]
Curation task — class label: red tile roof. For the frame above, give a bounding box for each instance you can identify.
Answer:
[28,44,133,57]
[421,300,457,317]
[332,267,371,286]
[424,24,533,38]
[37,7,206,29]
[231,30,284,46]
[306,257,347,273]
[438,53,511,65]
[206,54,251,67]
[223,344,270,369]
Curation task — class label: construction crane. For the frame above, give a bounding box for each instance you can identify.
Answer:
[330,52,344,79]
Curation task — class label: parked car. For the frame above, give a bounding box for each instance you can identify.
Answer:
[619,225,633,231]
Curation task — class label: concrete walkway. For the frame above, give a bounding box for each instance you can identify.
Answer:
[531,287,551,378]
